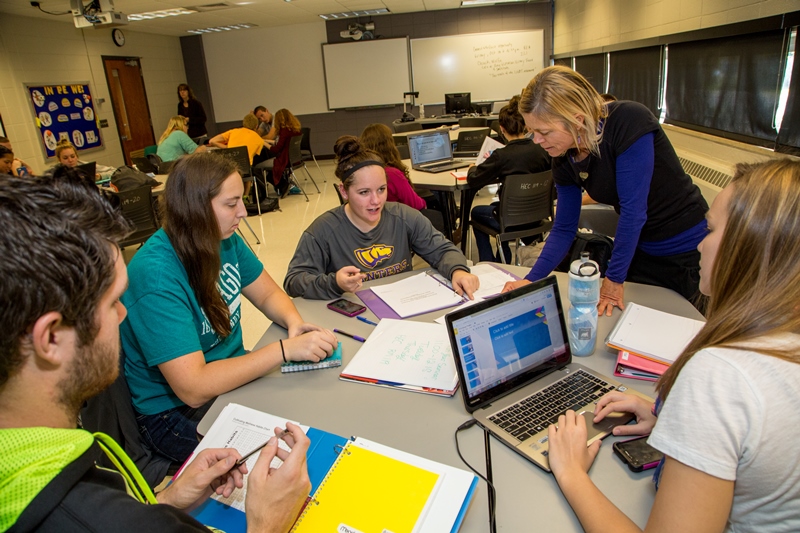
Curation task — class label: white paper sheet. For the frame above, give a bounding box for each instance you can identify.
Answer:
[370,272,465,318]
[341,319,458,391]
[475,136,505,166]
[179,404,307,512]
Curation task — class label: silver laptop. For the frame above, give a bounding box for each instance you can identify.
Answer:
[408,130,471,173]
[445,275,634,471]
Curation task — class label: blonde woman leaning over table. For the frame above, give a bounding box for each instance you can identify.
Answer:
[284,136,479,300]
[156,116,207,162]
[121,152,336,464]
[546,159,800,533]
[503,66,708,314]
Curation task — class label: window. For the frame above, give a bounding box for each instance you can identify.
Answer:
[608,46,663,116]
[574,54,605,93]
[665,30,785,144]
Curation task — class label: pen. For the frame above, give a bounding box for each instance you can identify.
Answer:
[356,316,378,326]
[334,329,366,342]
[232,429,290,469]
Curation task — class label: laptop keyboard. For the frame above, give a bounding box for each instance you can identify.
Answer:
[488,370,617,442]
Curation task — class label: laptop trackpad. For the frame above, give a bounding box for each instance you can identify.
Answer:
[580,410,634,440]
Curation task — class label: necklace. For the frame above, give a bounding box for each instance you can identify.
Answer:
[569,150,591,181]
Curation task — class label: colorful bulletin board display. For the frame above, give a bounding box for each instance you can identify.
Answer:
[25,82,102,159]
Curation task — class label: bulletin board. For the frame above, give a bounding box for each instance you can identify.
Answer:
[25,82,102,159]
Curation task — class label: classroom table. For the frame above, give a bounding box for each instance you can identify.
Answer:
[393,126,488,144]
[405,159,472,240]
[198,266,704,532]
[151,173,168,195]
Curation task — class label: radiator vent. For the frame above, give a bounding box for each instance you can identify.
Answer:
[679,157,733,189]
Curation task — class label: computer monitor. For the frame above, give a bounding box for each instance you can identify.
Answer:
[445,93,472,115]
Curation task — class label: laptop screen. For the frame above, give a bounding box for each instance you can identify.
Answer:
[446,276,570,410]
[408,130,452,165]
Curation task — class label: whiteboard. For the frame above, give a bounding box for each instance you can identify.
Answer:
[323,38,411,109]
[411,31,544,105]
[204,22,329,121]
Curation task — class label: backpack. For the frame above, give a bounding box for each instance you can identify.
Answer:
[110,165,159,192]
[554,232,615,276]
[246,196,280,215]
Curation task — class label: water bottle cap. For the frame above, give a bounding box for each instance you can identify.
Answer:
[570,255,600,278]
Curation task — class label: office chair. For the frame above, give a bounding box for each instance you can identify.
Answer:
[458,117,487,128]
[300,127,326,182]
[132,156,158,174]
[456,128,490,153]
[129,148,146,160]
[397,144,410,160]
[215,146,263,244]
[143,144,158,156]
[286,134,319,200]
[469,171,555,265]
[112,185,161,250]
[393,122,423,134]
[146,153,162,171]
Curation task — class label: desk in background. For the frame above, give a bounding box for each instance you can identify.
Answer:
[405,158,471,240]
[198,267,704,532]
[393,126,488,145]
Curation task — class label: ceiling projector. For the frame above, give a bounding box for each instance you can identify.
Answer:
[71,0,128,28]
[340,22,375,40]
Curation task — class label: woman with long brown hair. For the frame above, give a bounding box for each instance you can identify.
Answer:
[545,159,800,531]
[121,152,337,463]
[177,83,207,140]
[359,123,426,210]
[262,108,302,196]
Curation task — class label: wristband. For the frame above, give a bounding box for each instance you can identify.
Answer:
[279,339,287,363]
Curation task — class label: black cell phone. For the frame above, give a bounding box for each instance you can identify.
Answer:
[327,298,367,317]
[613,436,664,472]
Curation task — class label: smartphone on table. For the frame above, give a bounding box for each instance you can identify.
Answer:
[613,436,664,472]
[327,298,367,317]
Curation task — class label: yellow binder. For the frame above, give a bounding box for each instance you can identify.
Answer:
[291,442,440,533]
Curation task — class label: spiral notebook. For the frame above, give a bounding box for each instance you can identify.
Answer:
[281,342,342,373]
[291,441,441,533]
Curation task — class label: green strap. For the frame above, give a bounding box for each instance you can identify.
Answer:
[93,432,158,504]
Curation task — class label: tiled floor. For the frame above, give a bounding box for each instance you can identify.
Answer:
[124,160,536,350]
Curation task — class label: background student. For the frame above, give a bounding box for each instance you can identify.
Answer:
[177,83,208,141]
[121,152,336,463]
[547,159,800,532]
[156,116,208,162]
[0,173,311,532]
[467,96,551,263]
[284,136,479,300]
[208,113,271,200]
[261,108,303,197]
[504,66,708,313]
[359,123,427,210]
[0,136,32,176]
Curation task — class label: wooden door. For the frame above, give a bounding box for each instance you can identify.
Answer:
[103,57,155,166]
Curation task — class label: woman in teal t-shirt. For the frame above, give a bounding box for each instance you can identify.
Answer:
[120,152,337,463]
[156,116,207,163]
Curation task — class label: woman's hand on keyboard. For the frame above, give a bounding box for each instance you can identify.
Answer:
[548,410,602,483]
[593,392,656,436]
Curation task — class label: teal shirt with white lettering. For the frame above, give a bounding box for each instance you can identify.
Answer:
[121,228,263,415]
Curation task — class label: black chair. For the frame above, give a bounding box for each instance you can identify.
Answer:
[132,156,158,174]
[285,134,319,201]
[393,121,423,134]
[456,128,491,153]
[112,185,160,249]
[458,117,487,127]
[397,144,410,160]
[469,172,555,265]
[488,119,507,145]
[215,147,262,244]
[300,127,326,182]
[146,153,163,172]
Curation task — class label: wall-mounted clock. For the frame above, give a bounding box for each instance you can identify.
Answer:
[112,28,125,47]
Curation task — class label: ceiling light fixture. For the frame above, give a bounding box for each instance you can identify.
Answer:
[187,23,257,34]
[319,8,389,20]
[127,8,197,21]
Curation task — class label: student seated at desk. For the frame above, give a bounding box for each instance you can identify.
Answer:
[121,152,337,464]
[44,139,114,181]
[208,113,271,200]
[0,136,33,176]
[547,160,800,532]
[0,172,311,533]
[468,96,551,263]
[284,136,479,300]
[0,145,16,176]
[359,123,426,210]
[156,115,208,162]
[261,108,302,198]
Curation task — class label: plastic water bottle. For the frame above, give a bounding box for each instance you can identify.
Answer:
[568,252,600,356]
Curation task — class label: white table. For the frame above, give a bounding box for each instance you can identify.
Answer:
[198,267,703,532]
